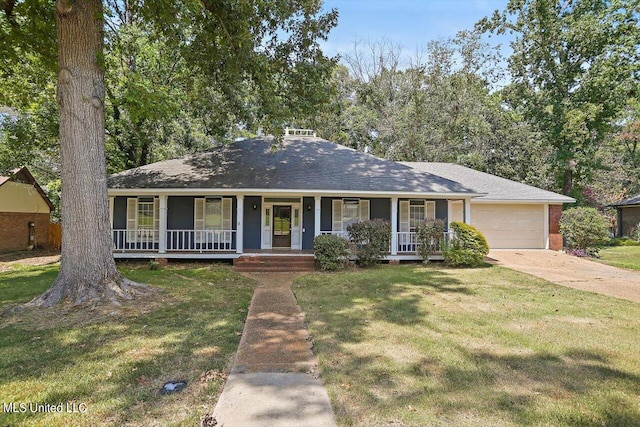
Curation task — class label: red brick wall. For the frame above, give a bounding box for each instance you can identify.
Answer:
[0,212,51,253]
[548,205,563,251]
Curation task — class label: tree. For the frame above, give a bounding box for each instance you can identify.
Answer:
[0,0,337,306]
[314,34,553,188]
[479,0,640,196]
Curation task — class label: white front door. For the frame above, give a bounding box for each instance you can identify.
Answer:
[261,199,302,250]
[291,205,301,250]
[262,204,272,249]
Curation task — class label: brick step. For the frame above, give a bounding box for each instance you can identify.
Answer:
[234,265,316,272]
[234,256,314,264]
[234,255,316,272]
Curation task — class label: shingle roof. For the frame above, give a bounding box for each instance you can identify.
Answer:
[613,193,640,207]
[0,166,55,209]
[401,162,575,203]
[108,137,478,195]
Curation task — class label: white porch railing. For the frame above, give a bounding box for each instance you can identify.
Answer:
[112,229,159,251]
[166,229,235,252]
[112,229,235,252]
[397,231,452,253]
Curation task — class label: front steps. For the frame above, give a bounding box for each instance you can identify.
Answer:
[233,255,316,272]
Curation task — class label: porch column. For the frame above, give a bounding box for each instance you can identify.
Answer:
[158,195,167,253]
[314,196,321,237]
[463,198,472,224]
[391,197,398,255]
[543,203,550,249]
[446,199,452,229]
[236,195,244,254]
[109,196,114,229]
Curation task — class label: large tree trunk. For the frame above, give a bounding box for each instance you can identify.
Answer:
[30,0,145,307]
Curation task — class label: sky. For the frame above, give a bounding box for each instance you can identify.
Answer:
[319,0,511,61]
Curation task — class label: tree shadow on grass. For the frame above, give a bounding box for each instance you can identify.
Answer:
[0,266,255,426]
[295,266,471,345]
[294,265,640,425]
[430,347,640,426]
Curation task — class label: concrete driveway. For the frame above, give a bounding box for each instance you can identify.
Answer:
[487,250,640,304]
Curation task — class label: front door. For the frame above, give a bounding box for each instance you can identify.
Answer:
[272,205,292,248]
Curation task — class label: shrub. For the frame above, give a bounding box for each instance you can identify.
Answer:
[559,207,609,252]
[631,222,640,242]
[608,237,640,247]
[443,221,489,267]
[347,219,391,267]
[313,234,350,271]
[416,218,446,262]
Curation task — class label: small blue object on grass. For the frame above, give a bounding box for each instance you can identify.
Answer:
[160,380,187,395]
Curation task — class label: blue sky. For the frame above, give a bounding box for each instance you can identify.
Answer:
[319,0,510,60]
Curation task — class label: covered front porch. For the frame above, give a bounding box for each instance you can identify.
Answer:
[109,193,473,260]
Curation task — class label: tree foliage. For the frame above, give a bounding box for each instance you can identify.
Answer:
[478,0,640,196]
[312,33,555,188]
[0,0,337,306]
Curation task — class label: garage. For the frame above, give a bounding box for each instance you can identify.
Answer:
[471,203,546,249]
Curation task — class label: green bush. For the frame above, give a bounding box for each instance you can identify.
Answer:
[347,219,391,267]
[416,218,446,262]
[559,207,610,251]
[608,237,640,247]
[313,234,350,271]
[443,221,489,267]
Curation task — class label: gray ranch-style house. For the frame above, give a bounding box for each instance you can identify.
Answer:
[107,130,574,262]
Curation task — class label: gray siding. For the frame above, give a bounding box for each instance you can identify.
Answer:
[243,196,262,249]
[321,197,332,231]
[302,197,315,249]
[436,200,447,222]
[113,196,127,229]
[370,198,390,220]
[168,196,195,229]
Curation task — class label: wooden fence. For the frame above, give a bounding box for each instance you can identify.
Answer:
[49,223,62,250]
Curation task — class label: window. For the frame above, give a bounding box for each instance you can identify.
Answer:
[126,197,159,243]
[194,197,232,245]
[195,198,232,231]
[137,200,155,229]
[332,199,371,232]
[409,200,425,232]
[343,199,360,229]
[399,200,436,232]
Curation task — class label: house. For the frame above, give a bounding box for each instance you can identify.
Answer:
[0,166,54,252]
[612,193,640,237]
[107,130,575,262]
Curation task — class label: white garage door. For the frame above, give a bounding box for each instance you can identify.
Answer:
[471,204,545,249]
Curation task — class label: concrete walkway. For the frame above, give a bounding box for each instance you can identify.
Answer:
[212,272,337,426]
[488,250,640,303]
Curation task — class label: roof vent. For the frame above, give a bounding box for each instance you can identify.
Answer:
[284,127,316,137]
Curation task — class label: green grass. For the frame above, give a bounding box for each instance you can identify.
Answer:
[595,246,640,270]
[0,262,255,426]
[294,265,640,426]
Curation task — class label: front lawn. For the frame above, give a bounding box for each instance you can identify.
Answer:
[0,262,255,426]
[294,265,640,426]
[595,245,640,270]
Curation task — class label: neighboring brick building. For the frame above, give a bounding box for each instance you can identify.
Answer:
[0,167,54,252]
